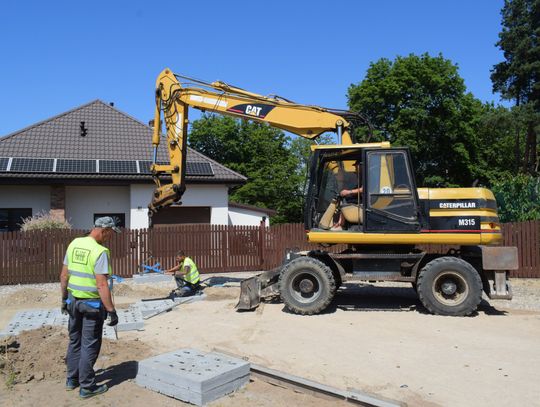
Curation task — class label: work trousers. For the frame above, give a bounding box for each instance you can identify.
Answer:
[174,277,199,297]
[66,298,106,389]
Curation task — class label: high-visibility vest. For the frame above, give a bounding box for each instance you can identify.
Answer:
[66,236,112,299]
[181,257,200,284]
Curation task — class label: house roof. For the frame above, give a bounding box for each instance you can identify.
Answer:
[0,100,246,184]
[228,202,277,216]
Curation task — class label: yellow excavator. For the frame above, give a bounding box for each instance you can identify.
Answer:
[149,68,516,317]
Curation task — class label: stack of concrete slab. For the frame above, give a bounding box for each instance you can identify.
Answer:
[136,348,250,406]
[133,274,172,284]
[0,308,118,340]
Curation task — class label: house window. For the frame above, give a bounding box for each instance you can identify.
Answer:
[0,208,32,232]
[93,213,126,228]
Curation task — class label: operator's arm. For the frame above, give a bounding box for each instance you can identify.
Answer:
[340,187,363,197]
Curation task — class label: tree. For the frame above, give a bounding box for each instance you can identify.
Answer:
[491,0,540,174]
[188,115,308,223]
[348,53,486,187]
[491,174,540,221]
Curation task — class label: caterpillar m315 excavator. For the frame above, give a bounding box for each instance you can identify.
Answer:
[149,68,516,317]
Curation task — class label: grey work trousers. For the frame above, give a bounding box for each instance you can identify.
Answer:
[66,298,106,389]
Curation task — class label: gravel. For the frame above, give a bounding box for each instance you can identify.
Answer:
[0,275,538,312]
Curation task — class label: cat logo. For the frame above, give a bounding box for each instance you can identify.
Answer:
[245,105,262,117]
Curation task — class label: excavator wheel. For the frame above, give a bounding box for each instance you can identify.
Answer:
[417,256,483,316]
[279,257,336,315]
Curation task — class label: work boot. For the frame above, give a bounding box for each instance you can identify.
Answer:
[66,378,79,391]
[79,384,108,399]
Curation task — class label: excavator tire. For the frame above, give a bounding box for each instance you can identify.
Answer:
[279,257,336,315]
[417,256,482,316]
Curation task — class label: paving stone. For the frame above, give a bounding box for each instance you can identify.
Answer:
[116,308,144,331]
[0,308,118,340]
[136,348,250,406]
[0,309,57,337]
[133,274,172,284]
[103,324,118,340]
[132,299,176,319]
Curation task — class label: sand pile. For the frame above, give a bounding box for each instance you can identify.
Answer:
[0,326,151,388]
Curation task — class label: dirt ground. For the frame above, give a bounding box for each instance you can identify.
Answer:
[1,275,540,407]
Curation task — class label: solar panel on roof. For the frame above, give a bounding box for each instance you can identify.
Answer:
[56,159,96,173]
[138,160,168,174]
[0,157,9,172]
[187,162,214,176]
[138,161,213,176]
[99,160,138,174]
[10,158,54,172]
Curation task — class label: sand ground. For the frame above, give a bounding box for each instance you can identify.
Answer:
[1,275,539,407]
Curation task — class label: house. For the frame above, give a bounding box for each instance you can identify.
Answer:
[228,202,277,227]
[0,100,274,231]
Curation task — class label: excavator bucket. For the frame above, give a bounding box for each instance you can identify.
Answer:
[235,267,281,311]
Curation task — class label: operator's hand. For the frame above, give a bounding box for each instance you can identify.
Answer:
[61,299,68,315]
[340,189,351,197]
[108,310,119,326]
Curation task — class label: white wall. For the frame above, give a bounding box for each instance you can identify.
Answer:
[129,183,230,228]
[228,207,270,227]
[65,186,130,229]
[0,183,231,230]
[130,184,153,229]
[0,185,51,215]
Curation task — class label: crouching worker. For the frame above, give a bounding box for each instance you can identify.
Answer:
[60,217,120,399]
[165,251,201,297]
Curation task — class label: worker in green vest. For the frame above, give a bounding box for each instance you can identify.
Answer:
[165,251,201,297]
[60,216,120,399]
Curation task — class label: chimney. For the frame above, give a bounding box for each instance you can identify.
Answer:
[80,121,88,137]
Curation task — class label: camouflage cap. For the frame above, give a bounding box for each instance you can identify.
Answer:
[94,216,121,233]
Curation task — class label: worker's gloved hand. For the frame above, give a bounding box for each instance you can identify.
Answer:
[61,299,68,315]
[107,310,119,326]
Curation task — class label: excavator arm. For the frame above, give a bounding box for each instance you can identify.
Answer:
[149,68,367,213]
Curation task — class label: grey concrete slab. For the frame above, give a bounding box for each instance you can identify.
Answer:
[133,274,172,284]
[136,348,250,406]
[131,299,176,319]
[0,309,57,337]
[0,308,119,340]
[136,372,249,406]
[116,308,144,332]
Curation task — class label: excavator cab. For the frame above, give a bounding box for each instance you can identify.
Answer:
[306,145,421,234]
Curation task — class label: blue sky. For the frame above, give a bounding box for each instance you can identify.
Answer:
[0,0,506,137]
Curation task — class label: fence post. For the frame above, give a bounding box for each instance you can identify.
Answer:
[258,220,266,269]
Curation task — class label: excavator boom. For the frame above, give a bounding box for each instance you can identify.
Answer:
[149,68,366,213]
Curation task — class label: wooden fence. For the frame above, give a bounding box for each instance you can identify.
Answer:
[0,221,538,285]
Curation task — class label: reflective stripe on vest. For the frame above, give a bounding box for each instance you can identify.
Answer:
[66,236,112,299]
[181,257,200,284]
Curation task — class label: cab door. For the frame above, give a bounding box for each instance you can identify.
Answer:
[363,149,420,232]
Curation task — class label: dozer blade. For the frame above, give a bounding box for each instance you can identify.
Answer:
[235,267,281,311]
